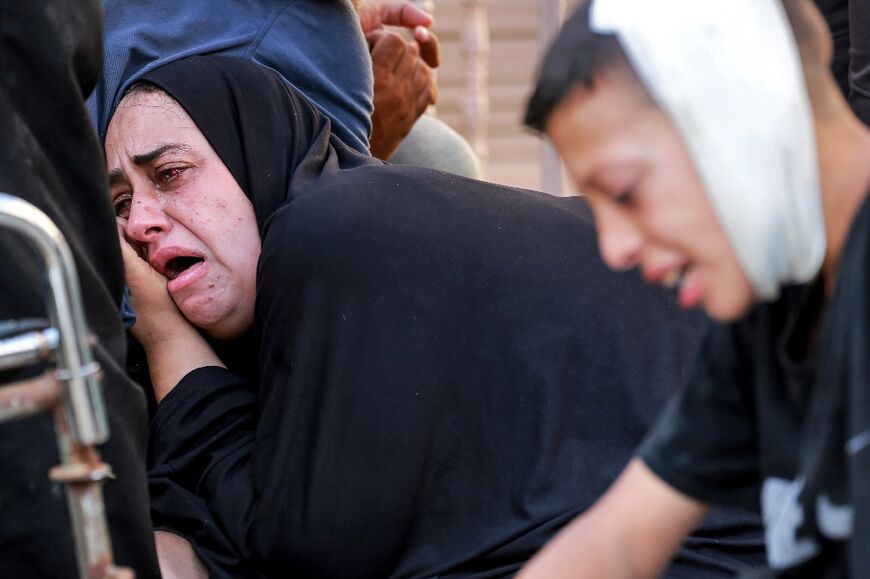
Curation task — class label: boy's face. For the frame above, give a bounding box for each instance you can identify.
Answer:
[546,68,754,321]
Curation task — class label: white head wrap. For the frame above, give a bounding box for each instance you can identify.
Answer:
[590,0,826,299]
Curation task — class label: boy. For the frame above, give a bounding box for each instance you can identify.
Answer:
[521,0,870,577]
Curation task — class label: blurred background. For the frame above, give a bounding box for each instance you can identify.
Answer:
[416,0,576,194]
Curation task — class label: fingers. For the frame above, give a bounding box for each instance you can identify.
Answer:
[116,217,159,282]
[412,62,437,110]
[378,2,432,30]
[414,27,440,68]
[393,38,420,77]
[365,28,386,52]
[367,22,438,159]
[369,30,408,73]
[364,3,439,68]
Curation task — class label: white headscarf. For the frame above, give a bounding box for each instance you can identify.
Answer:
[590,0,826,299]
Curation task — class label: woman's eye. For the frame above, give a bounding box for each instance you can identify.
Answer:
[157,166,185,184]
[113,193,132,219]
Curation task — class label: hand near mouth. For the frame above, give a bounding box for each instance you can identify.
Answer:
[116,219,188,345]
[116,219,225,402]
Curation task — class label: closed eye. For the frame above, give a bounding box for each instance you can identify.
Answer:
[614,187,636,206]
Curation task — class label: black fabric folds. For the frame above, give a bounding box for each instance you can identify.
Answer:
[139,56,764,577]
[0,2,158,577]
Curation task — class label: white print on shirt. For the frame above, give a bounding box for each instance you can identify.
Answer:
[762,477,819,568]
[846,429,870,456]
[762,477,854,568]
[817,494,853,539]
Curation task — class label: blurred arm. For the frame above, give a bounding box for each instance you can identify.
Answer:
[518,458,708,579]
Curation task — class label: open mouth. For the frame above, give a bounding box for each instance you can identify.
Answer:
[164,255,205,280]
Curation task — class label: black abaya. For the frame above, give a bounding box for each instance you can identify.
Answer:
[139,56,763,577]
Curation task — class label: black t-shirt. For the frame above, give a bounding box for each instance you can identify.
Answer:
[641,192,870,577]
[814,0,870,128]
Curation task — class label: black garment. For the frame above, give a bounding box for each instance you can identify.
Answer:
[816,0,852,96]
[0,2,158,577]
[848,0,870,125]
[641,193,870,578]
[140,56,763,577]
[815,0,870,127]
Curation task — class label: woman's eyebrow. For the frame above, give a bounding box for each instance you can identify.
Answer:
[131,142,192,166]
[108,143,193,188]
[108,168,126,188]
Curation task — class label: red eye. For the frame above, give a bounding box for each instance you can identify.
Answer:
[158,167,184,183]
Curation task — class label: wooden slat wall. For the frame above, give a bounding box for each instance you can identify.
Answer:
[430,0,549,191]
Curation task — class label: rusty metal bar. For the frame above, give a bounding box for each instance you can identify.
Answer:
[50,404,133,579]
[0,193,132,578]
[0,193,108,445]
[0,372,61,422]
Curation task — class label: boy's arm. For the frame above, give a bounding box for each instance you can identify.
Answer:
[518,458,708,579]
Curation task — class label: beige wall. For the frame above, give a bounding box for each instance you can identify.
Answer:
[427,0,575,194]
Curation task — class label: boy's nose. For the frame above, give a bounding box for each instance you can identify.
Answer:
[595,204,643,271]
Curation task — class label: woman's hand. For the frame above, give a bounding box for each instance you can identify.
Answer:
[117,220,225,402]
[116,219,189,348]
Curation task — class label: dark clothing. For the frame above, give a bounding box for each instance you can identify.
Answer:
[817,0,852,96]
[87,0,372,154]
[816,0,870,126]
[0,1,158,577]
[142,56,764,577]
[848,0,870,125]
[641,193,870,578]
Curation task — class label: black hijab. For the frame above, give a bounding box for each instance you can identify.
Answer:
[140,56,762,577]
[141,55,371,236]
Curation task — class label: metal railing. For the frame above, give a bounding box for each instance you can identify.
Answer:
[0,193,132,579]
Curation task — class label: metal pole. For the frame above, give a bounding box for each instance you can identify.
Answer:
[0,193,107,445]
[0,193,131,578]
[460,0,491,177]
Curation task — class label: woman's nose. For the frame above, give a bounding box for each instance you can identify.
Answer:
[595,204,643,271]
[125,194,171,244]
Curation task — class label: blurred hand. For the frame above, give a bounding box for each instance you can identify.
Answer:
[367,29,438,159]
[357,0,440,67]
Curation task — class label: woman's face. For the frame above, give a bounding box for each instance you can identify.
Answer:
[546,69,754,321]
[105,90,261,339]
